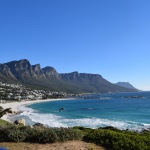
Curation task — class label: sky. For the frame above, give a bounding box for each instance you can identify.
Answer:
[0,0,150,91]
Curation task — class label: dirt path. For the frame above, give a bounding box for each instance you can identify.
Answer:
[0,141,106,150]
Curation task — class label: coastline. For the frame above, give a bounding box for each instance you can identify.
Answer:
[0,93,150,131]
[0,98,75,123]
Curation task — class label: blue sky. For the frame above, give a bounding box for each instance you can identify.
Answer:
[0,0,150,90]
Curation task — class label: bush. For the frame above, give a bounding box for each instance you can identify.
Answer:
[25,128,58,143]
[7,127,26,142]
[0,126,26,142]
[0,125,82,143]
[0,119,11,127]
[1,124,149,149]
[0,126,8,142]
[83,129,150,150]
[53,127,82,142]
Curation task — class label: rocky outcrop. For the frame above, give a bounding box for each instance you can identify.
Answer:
[4,59,34,81]
[42,66,60,80]
[14,119,26,125]
[32,64,46,79]
[33,123,45,127]
[0,64,17,82]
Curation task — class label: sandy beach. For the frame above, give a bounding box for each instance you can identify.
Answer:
[0,98,74,123]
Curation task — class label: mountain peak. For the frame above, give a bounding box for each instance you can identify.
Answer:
[115,82,137,90]
[42,66,60,79]
[5,59,31,68]
[32,64,41,70]
[42,66,58,74]
[42,66,56,71]
[18,59,29,62]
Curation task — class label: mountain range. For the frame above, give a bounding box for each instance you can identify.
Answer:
[0,59,138,93]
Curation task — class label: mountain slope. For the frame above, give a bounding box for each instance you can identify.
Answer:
[0,59,138,93]
[115,82,137,90]
[60,72,134,93]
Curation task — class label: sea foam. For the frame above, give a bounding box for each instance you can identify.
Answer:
[19,105,150,131]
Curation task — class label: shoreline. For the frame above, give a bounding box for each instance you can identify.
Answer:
[0,98,75,123]
[0,96,150,132]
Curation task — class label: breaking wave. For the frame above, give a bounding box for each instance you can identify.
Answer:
[19,105,150,131]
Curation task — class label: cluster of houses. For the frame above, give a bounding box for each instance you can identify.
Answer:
[0,82,68,101]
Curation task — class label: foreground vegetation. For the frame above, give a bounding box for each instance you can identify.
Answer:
[75,126,150,150]
[0,125,82,143]
[0,121,150,150]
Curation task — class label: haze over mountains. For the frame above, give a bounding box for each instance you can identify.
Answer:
[0,59,137,93]
[115,82,138,90]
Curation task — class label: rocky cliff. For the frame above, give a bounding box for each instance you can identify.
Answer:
[0,59,138,93]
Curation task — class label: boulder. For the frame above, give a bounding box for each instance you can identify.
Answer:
[33,123,44,127]
[14,119,25,125]
[59,107,65,112]
[98,126,119,131]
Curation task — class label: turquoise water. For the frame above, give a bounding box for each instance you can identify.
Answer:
[21,92,150,131]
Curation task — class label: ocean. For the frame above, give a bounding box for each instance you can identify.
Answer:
[16,91,150,131]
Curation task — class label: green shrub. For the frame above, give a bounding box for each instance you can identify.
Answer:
[7,127,26,142]
[53,127,82,142]
[0,125,82,143]
[0,126,8,142]
[0,126,26,142]
[1,124,149,149]
[0,119,11,126]
[28,129,57,143]
[83,129,150,150]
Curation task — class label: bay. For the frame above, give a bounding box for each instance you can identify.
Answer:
[19,91,150,131]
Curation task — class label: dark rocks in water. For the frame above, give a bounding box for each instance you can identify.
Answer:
[141,128,150,133]
[123,96,144,99]
[59,107,65,112]
[33,123,44,127]
[98,126,120,131]
[7,109,13,113]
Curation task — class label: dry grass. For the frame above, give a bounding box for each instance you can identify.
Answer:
[0,141,106,150]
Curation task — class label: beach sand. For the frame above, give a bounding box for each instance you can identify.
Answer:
[0,98,74,123]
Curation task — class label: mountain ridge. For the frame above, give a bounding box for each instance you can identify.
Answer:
[0,59,138,93]
[115,82,138,90]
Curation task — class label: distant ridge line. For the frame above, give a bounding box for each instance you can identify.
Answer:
[0,59,138,94]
